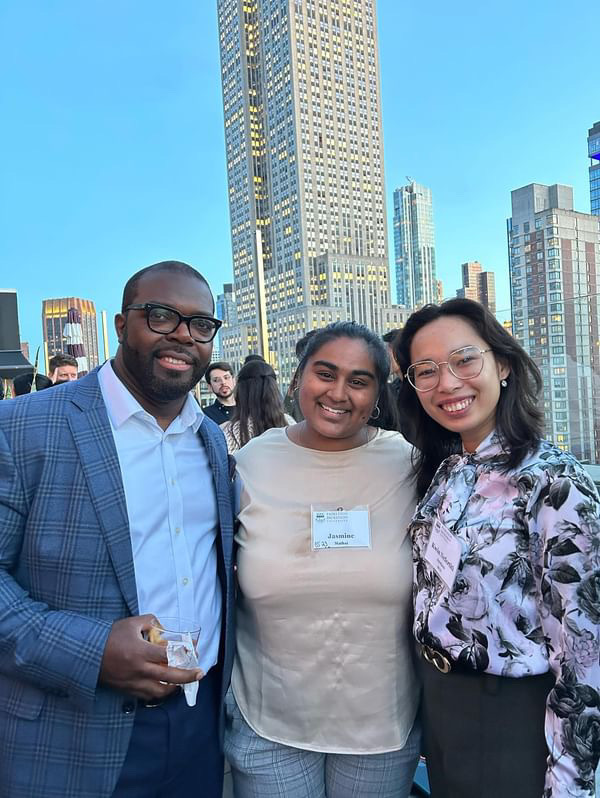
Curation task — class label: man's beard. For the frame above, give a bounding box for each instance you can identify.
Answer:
[121,338,206,402]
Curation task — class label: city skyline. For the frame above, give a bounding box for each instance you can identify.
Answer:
[0,1,596,358]
[218,0,404,379]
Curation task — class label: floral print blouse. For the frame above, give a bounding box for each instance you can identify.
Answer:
[410,430,600,796]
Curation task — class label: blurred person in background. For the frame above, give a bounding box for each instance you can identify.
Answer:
[382,329,402,380]
[369,329,414,440]
[12,372,53,395]
[204,361,236,423]
[225,321,420,798]
[396,298,600,798]
[220,359,293,454]
[48,353,78,384]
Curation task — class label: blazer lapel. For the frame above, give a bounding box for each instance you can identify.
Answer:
[198,422,233,571]
[67,374,139,615]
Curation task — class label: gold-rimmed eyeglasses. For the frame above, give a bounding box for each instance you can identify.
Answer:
[406,346,493,392]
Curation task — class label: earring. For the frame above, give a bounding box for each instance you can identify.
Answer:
[500,379,508,388]
[370,403,381,420]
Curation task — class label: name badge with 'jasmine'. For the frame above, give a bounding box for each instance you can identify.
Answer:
[424,517,462,590]
[311,506,371,550]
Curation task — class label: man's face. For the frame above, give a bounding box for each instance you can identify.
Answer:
[114,271,215,403]
[209,369,235,400]
[52,365,78,384]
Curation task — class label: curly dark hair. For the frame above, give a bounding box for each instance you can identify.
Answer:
[394,298,543,497]
[229,360,289,448]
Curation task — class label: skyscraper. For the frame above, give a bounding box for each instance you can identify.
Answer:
[508,183,600,461]
[588,121,600,216]
[217,0,402,379]
[42,297,99,370]
[393,180,437,308]
[214,283,237,359]
[456,261,496,313]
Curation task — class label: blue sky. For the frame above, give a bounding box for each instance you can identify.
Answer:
[0,0,595,362]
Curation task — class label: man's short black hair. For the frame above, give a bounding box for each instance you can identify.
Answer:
[243,354,265,364]
[205,361,234,384]
[49,353,78,372]
[382,328,401,344]
[121,261,213,313]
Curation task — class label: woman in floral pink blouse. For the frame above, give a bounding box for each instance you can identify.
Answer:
[396,298,600,798]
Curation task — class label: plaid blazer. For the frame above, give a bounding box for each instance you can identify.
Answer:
[0,371,236,798]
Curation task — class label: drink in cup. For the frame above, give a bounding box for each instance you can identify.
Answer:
[148,616,202,706]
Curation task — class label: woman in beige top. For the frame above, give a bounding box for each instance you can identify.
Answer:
[224,321,420,798]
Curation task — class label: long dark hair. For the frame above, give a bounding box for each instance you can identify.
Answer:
[229,360,288,448]
[295,321,391,419]
[394,299,543,497]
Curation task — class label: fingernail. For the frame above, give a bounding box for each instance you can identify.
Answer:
[195,669,205,680]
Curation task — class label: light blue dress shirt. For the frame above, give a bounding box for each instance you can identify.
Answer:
[97,361,221,673]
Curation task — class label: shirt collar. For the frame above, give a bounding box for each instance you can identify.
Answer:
[98,360,204,433]
[462,429,504,463]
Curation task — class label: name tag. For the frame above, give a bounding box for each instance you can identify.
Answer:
[424,516,462,591]
[311,506,371,550]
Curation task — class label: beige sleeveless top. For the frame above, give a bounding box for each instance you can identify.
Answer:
[232,427,419,754]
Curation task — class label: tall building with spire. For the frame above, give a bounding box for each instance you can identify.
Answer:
[217,0,402,379]
[392,180,437,309]
[588,121,600,217]
[508,183,600,461]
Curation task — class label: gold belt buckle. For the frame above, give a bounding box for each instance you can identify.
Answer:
[422,644,452,674]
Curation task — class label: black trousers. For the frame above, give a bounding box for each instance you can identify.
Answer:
[112,667,223,798]
[419,655,554,798]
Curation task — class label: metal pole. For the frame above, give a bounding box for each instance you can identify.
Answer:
[101,310,110,360]
[255,228,269,361]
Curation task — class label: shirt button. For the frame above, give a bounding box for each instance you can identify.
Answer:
[171,478,176,486]
[182,577,189,586]
[122,701,135,714]
[175,527,181,534]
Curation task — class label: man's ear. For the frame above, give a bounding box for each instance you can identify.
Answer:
[115,313,126,344]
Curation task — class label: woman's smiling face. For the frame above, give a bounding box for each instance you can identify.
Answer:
[409,315,510,452]
[296,336,379,451]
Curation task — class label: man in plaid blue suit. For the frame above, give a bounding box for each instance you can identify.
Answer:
[0,262,236,797]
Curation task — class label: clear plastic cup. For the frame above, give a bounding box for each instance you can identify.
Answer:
[152,616,201,658]
[148,616,203,706]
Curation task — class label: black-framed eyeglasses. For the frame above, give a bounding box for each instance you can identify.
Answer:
[124,303,222,343]
[406,346,493,392]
